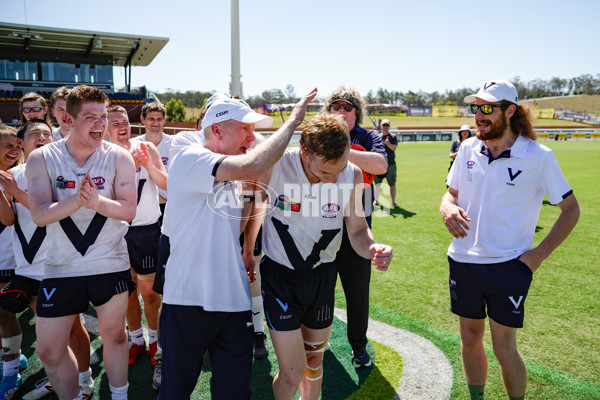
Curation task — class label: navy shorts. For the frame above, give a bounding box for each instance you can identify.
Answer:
[260,256,336,331]
[0,269,15,284]
[124,222,161,275]
[448,256,533,328]
[0,275,40,313]
[152,234,170,295]
[36,270,135,318]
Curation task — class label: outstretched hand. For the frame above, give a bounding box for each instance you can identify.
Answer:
[288,88,318,125]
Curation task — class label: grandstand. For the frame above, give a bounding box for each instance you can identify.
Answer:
[0,22,168,123]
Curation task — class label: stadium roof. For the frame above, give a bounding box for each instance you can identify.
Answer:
[0,22,169,67]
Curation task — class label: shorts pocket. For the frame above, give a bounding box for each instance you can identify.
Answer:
[515,258,533,276]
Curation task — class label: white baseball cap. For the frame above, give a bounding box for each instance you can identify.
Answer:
[459,124,471,132]
[201,97,273,129]
[381,119,391,125]
[464,79,518,105]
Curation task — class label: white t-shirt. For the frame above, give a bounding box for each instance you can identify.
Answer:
[129,137,161,227]
[263,148,356,270]
[38,140,130,278]
[446,135,572,263]
[9,164,46,280]
[162,144,251,312]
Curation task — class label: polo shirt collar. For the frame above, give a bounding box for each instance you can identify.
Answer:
[479,134,527,164]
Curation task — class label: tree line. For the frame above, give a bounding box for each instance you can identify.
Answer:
[154,74,600,111]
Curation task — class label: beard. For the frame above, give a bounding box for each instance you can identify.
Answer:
[476,113,507,141]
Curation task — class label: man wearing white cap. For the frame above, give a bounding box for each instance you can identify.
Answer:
[373,119,398,207]
[440,80,580,400]
[158,89,317,399]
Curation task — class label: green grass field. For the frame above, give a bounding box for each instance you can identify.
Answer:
[15,140,600,399]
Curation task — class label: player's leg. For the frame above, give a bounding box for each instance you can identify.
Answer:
[0,279,26,398]
[70,316,94,394]
[137,274,161,363]
[208,310,253,400]
[460,317,487,387]
[35,314,79,399]
[489,319,526,398]
[373,175,383,205]
[298,325,332,400]
[387,165,397,207]
[270,328,306,400]
[125,270,146,366]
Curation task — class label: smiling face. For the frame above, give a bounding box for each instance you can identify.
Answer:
[51,98,69,131]
[21,100,48,121]
[66,102,108,150]
[141,111,165,135]
[213,120,256,155]
[22,122,53,159]
[474,99,510,141]
[107,112,131,148]
[329,101,357,131]
[0,135,22,171]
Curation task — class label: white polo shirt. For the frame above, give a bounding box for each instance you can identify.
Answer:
[162,144,251,312]
[446,135,572,264]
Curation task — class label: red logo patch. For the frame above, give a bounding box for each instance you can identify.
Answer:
[66,181,76,189]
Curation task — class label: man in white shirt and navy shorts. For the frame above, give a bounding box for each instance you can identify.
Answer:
[158,89,317,400]
[440,79,580,400]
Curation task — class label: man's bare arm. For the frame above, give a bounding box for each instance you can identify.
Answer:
[440,188,471,238]
[348,150,387,175]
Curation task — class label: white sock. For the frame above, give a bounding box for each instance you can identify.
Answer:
[251,296,264,333]
[109,382,129,400]
[129,327,145,346]
[79,367,92,386]
[148,328,159,344]
[3,356,20,376]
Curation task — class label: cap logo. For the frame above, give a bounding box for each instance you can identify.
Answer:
[483,82,496,90]
[216,111,228,117]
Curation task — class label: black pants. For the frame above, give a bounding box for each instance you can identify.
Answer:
[159,304,253,400]
[335,231,371,349]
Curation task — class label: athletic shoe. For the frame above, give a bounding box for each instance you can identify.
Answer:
[80,376,94,400]
[148,342,159,366]
[22,377,54,400]
[128,343,146,366]
[0,373,22,399]
[253,332,268,360]
[152,352,161,390]
[392,202,398,208]
[351,345,373,368]
[0,354,28,379]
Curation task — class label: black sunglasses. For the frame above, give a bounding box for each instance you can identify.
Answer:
[382,123,390,127]
[330,103,354,112]
[469,104,505,115]
[22,106,44,113]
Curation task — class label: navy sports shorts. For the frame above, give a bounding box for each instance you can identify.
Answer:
[0,275,40,313]
[0,269,15,284]
[448,256,533,328]
[36,270,135,317]
[260,256,336,331]
[124,222,161,275]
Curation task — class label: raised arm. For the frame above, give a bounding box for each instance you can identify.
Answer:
[132,142,168,191]
[348,149,387,176]
[214,88,317,182]
[344,168,393,271]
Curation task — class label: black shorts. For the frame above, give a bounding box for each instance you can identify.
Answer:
[0,275,40,313]
[260,256,336,331]
[125,222,161,275]
[0,269,15,284]
[448,256,533,328]
[36,270,135,318]
[153,234,170,295]
[239,225,263,257]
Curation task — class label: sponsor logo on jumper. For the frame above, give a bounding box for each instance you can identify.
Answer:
[507,168,523,187]
[161,156,168,165]
[276,298,289,312]
[92,176,105,189]
[275,195,301,212]
[466,161,475,168]
[56,176,75,190]
[322,203,340,218]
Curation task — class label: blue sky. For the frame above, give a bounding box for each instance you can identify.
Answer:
[2,0,599,98]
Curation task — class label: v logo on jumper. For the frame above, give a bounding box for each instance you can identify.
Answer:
[59,213,108,256]
[136,178,146,205]
[508,296,524,309]
[276,298,289,312]
[0,221,5,235]
[508,168,523,181]
[272,217,340,271]
[43,287,56,301]
[14,217,47,264]
[484,82,496,90]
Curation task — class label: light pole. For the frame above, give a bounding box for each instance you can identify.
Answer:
[230,0,243,98]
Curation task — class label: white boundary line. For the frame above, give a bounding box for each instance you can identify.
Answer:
[334,308,453,400]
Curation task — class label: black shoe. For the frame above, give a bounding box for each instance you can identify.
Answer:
[351,345,372,368]
[254,332,269,360]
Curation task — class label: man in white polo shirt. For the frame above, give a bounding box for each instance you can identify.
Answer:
[158,88,317,399]
[440,79,580,400]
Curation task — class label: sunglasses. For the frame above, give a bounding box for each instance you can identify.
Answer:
[469,104,505,115]
[382,123,390,127]
[330,103,354,112]
[22,106,44,113]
